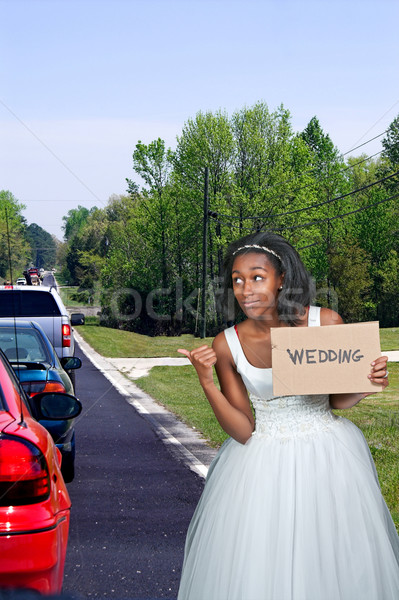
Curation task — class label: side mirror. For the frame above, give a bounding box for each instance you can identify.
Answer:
[71,313,85,326]
[34,392,82,420]
[61,356,82,370]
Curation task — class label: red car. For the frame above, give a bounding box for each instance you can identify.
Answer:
[0,350,81,594]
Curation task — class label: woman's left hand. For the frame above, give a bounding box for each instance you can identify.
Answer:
[330,355,390,408]
[366,355,389,391]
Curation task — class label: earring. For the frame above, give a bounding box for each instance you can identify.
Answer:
[279,286,283,290]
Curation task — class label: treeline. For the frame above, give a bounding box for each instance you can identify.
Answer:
[60,102,399,334]
[0,190,57,281]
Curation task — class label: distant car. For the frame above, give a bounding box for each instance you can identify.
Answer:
[0,319,82,482]
[15,277,27,285]
[0,348,81,593]
[27,267,40,278]
[30,274,41,286]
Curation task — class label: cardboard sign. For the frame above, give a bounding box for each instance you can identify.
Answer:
[271,321,383,396]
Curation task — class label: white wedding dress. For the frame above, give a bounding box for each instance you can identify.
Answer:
[178,306,399,600]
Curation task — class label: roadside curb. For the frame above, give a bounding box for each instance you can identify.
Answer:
[73,330,216,479]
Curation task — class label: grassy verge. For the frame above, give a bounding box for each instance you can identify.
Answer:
[76,325,214,357]
[59,284,102,307]
[380,327,399,350]
[76,323,398,358]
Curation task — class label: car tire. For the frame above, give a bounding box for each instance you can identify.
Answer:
[68,369,76,392]
[61,455,75,483]
[61,432,76,483]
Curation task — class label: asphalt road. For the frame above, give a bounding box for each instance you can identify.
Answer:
[62,344,205,600]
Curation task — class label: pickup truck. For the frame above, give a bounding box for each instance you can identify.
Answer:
[0,285,85,381]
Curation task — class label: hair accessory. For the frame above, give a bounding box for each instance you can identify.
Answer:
[232,244,281,261]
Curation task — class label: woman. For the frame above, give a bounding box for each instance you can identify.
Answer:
[177,232,399,600]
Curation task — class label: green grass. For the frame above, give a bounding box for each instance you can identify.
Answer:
[59,285,102,307]
[137,365,227,447]
[380,327,399,351]
[76,323,398,358]
[76,324,214,358]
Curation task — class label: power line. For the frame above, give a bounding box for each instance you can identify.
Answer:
[270,191,399,232]
[208,186,399,237]
[211,150,386,223]
[0,97,106,207]
[231,131,388,199]
[342,132,387,156]
[209,169,399,223]
[344,99,399,153]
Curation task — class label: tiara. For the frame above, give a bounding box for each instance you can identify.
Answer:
[232,244,281,261]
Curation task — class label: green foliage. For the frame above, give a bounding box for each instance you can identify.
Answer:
[60,106,399,333]
[0,190,30,281]
[328,239,374,322]
[62,205,97,241]
[62,206,107,286]
[26,223,57,269]
[382,115,399,167]
[376,250,399,327]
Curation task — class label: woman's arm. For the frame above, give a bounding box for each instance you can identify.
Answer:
[178,333,255,444]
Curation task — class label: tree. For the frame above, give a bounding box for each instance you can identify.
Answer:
[382,114,399,167]
[375,250,399,326]
[172,110,236,329]
[26,223,57,269]
[62,205,100,284]
[131,139,173,289]
[62,205,97,241]
[300,117,349,300]
[0,190,30,281]
[328,239,373,322]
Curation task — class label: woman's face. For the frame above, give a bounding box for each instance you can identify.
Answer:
[231,252,284,319]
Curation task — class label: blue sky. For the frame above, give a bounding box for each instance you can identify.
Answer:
[1,0,398,240]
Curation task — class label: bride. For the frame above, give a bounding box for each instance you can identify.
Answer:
[177,231,399,600]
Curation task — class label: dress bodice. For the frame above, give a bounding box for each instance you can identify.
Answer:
[224,306,338,439]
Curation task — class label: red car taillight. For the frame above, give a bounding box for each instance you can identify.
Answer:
[21,381,66,397]
[62,324,71,348]
[0,434,51,506]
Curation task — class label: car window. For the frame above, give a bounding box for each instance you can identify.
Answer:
[0,327,51,362]
[0,291,61,317]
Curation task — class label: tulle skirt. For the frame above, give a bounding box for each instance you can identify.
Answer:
[178,417,399,600]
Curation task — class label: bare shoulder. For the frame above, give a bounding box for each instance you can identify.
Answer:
[320,307,344,325]
[212,330,230,357]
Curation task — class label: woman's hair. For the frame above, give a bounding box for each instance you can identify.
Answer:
[222,231,315,326]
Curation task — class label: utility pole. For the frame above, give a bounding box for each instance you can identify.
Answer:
[200,167,209,338]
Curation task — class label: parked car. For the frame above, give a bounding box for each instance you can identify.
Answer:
[0,284,85,386]
[15,277,27,285]
[0,349,81,593]
[0,319,82,482]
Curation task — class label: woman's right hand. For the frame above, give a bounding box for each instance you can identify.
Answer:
[177,345,217,387]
